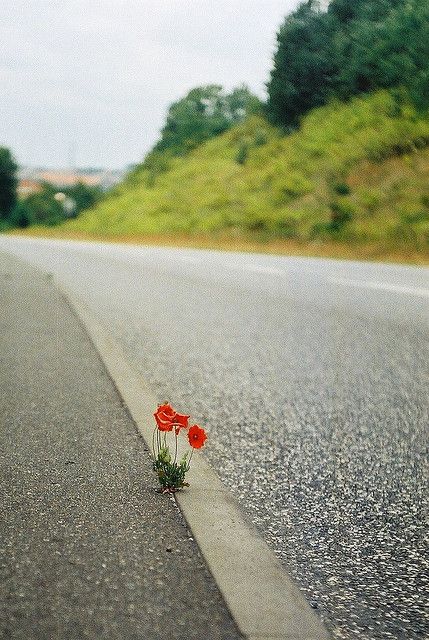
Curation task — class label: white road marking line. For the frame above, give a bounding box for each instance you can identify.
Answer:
[242,264,285,276]
[329,276,429,298]
[177,256,201,264]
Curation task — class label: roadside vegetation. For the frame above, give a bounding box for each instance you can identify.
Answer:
[0,162,102,230]
[58,91,429,259]
[0,147,18,231]
[4,0,429,263]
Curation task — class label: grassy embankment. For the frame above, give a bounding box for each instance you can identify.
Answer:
[17,91,429,264]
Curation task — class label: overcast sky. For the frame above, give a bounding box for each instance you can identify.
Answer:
[0,1,300,169]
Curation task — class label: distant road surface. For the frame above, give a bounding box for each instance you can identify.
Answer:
[1,235,428,640]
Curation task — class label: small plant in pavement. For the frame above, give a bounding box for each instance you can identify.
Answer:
[152,403,207,493]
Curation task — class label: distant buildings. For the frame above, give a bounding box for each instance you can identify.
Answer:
[17,178,42,198]
[17,167,126,198]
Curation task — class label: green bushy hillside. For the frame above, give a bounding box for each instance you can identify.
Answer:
[63,91,429,254]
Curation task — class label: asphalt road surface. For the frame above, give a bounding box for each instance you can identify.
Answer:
[1,235,428,640]
[0,252,241,640]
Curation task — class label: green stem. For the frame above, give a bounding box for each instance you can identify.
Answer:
[174,432,178,464]
[156,428,161,455]
[152,427,157,458]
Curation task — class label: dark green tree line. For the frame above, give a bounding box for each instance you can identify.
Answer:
[0,147,18,223]
[267,0,429,127]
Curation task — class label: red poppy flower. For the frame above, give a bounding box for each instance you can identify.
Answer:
[174,411,190,435]
[154,403,176,432]
[154,404,190,433]
[188,425,207,449]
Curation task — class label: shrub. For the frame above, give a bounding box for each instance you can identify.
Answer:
[400,205,429,224]
[246,218,268,232]
[329,199,355,231]
[17,184,65,226]
[254,128,268,147]
[272,172,312,205]
[236,139,249,165]
[421,194,429,208]
[333,182,350,196]
[141,151,171,188]
[274,216,299,238]
[310,221,331,238]
[9,201,31,228]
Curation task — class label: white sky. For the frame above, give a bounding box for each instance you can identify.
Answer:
[0,1,300,169]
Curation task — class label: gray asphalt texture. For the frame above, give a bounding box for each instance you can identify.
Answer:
[0,251,242,640]
[1,236,428,640]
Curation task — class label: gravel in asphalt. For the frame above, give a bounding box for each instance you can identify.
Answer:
[96,252,429,640]
[0,251,242,640]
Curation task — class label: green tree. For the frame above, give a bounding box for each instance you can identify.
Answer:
[333,0,429,99]
[63,181,102,214]
[0,147,18,222]
[154,84,261,156]
[267,0,429,127]
[16,183,64,227]
[225,85,262,122]
[266,1,336,127]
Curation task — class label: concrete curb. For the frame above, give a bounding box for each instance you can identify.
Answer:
[58,282,330,640]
